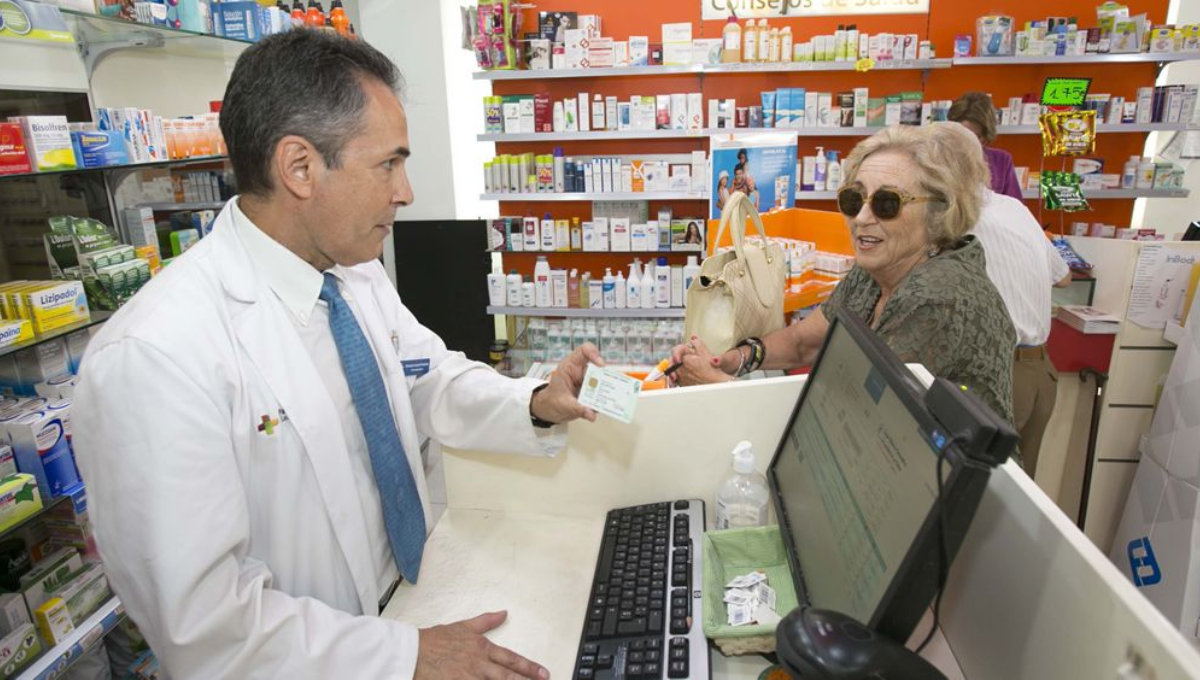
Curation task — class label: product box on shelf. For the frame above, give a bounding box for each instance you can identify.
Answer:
[8,408,81,501]
[33,597,73,646]
[0,124,32,176]
[69,130,129,169]
[45,562,108,626]
[8,116,76,173]
[19,547,83,615]
[0,593,30,639]
[0,446,15,479]
[0,321,34,351]
[0,475,42,535]
[0,622,40,679]
[22,282,89,336]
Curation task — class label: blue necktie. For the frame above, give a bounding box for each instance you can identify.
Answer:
[319,273,426,584]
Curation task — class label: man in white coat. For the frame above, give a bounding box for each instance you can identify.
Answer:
[73,31,599,678]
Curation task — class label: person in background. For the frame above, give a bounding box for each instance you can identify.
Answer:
[671,124,1018,437]
[950,123,1074,477]
[73,30,598,679]
[949,92,1025,201]
[716,170,730,211]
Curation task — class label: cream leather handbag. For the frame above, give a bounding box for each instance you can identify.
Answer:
[684,191,786,353]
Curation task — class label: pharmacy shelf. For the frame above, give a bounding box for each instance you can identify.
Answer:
[999,123,1196,134]
[795,191,838,201]
[138,200,227,211]
[488,306,685,318]
[0,312,113,360]
[483,192,708,202]
[19,596,124,680]
[1020,188,1191,200]
[60,8,251,66]
[0,496,70,543]
[474,59,951,80]
[0,155,228,182]
[495,250,698,256]
[952,53,1200,66]
[1164,320,1185,346]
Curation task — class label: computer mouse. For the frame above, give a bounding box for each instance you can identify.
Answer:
[775,606,947,679]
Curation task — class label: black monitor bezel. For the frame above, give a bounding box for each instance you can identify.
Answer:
[766,309,985,641]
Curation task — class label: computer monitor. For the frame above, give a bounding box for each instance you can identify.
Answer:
[768,309,1006,642]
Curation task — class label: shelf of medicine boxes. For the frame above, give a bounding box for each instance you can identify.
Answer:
[0,496,70,544]
[57,7,252,68]
[19,596,125,680]
[952,53,1200,66]
[0,312,113,361]
[479,122,1196,143]
[482,192,709,202]
[138,200,227,211]
[0,155,229,182]
[473,59,953,81]
[1019,188,1191,200]
[488,306,685,318]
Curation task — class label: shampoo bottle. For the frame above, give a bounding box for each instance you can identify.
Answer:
[743,19,758,62]
[534,257,551,308]
[506,269,522,306]
[655,257,671,308]
[641,262,656,309]
[541,213,556,251]
[722,15,742,63]
[627,262,642,308]
[602,268,616,309]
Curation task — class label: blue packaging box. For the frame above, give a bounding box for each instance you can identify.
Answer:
[215,2,264,41]
[70,131,128,168]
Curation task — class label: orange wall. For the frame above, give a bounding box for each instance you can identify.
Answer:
[494,0,1172,234]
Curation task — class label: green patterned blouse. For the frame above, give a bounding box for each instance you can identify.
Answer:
[822,236,1017,427]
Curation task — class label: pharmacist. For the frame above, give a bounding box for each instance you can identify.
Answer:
[73,31,597,680]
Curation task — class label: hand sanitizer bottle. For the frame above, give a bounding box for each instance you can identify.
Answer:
[715,441,770,530]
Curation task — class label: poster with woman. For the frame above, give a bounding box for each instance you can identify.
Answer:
[710,133,797,219]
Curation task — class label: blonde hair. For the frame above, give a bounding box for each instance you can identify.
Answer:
[841,124,988,249]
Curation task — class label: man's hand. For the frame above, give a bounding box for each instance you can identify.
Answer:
[416,611,549,679]
[530,343,603,425]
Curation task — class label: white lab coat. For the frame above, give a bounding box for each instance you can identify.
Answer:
[72,204,558,679]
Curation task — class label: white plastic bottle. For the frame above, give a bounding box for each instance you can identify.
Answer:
[602,268,616,309]
[715,441,770,530]
[521,276,535,307]
[523,215,539,251]
[487,271,505,306]
[683,255,701,295]
[1121,155,1139,189]
[615,270,627,309]
[826,150,842,191]
[627,262,642,309]
[655,257,671,308]
[588,278,603,309]
[814,146,827,192]
[505,269,522,306]
[534,256,552,308]
[780,27,793,62]
[722,15,742,63]
[553,101,565,132]
[541,213,555,251]
[757,20,770,65]
[641,261,656,309]
[1137,157,1156,189]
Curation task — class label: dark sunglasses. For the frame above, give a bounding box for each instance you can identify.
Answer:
[836,186,942,221]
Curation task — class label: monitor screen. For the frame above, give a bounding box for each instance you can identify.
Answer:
[769,312,945,625]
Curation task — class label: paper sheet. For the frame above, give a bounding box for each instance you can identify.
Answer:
[1129,245,1199,330]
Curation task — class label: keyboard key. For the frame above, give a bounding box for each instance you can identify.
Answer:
[618,618,647,635]
[670,647,688,662]
[674,500,690,509]
[670,617,688,634]
[672,607,687,619]
[631,640,646,651]
[647,650,661,663]
[672,572,688,587]
[590,607,603,621]
[649,610,664,633]
[620,609,634,621]
[670,637,688,649]
[630,651,645,664]
[648,638,663,650]
[597,654,613,669]
[627,664,644,677]
[577,669,594,680]
[603,607,618,637]
[646,662,661,676]
[586,621,601,638]
[580,655,596,667]
[634,606,648,617]
[583,643,599,655]
[668,661,688,678]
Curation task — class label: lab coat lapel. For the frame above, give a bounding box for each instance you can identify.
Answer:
[211,218,380,615]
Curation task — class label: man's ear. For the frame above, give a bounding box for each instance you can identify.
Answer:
[273,135,322,200]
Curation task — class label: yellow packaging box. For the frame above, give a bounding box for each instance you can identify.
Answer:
[6,284,51,321]
[21,282,89,335]
[32,598,73,646]
[0,321,34,350]
[0,622,41,678]
[0,282,31,320]
[0,474,42,534]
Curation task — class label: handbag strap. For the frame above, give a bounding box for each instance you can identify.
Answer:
[712,191,778,307]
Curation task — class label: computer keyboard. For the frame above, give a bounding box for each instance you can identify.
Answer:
[572,500,709,679]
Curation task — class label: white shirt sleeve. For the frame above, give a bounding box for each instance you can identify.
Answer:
[74,339,419,679]
[1044,236,1070,284]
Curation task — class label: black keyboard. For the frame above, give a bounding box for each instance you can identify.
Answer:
[572,500,709,679]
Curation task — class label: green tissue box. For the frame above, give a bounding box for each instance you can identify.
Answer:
[702,525,799,655]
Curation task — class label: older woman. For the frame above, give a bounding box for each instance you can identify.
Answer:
[948,92,1024,201]
[673,123,1018,426]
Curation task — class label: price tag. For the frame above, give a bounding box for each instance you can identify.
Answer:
[1041,77,1092,107]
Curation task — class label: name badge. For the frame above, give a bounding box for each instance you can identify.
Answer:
[402,359,431,377]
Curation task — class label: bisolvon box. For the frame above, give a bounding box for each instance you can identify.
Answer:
[8,410,80,500]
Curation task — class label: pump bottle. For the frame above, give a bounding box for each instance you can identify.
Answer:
[722,15,742,63]
[715,441,770,530]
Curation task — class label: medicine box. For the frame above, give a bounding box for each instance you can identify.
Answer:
[20,547,82,614]
[0,124,32,176]
[11,116,76,173]
[0,321,33,351]
[46,563,108,625]
[0,338,70,397]
[0,474,41,534]
[0,593,30,638]
[0,446,15,478]
[33,597,73,646]
[22,281,90,335]
[69,130,128,169]
[8,409,81,500]
[0,623,40,678]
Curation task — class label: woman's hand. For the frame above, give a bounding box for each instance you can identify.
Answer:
[668,335,736,387]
